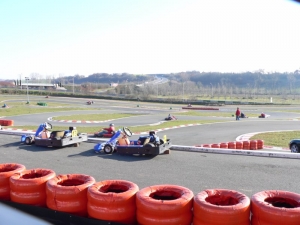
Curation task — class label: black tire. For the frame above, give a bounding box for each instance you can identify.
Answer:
[73,143,80,147]
[25,137,32,145]
[103,144,113,154]
[290,144,299,153]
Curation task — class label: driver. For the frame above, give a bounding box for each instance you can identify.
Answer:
[97,123,115,136]
[39,122,51,139]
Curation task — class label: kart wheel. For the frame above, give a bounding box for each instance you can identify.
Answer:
[290,144,299,153]
[73,143,80,147]
[103,144,113,154]
[25,137,32,145]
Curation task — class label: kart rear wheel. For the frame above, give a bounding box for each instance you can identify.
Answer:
[73,143,80,147]
[103,144,113,154]
[290,144,299,153]
[25,137,32,145]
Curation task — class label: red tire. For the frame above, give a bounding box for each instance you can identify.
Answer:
[220,142,228,149]
[257,140,264,149]
[243,141,250,150]
[193,189,250,225]
[136,184,194,225]
[0,163,26,200]
[87,180,139,224]
[10,168,56,206]
[46,174,95,216]
[211,144,220,148]
[228,142,236,149]
[250,140,257,150]
[236,141,243,149]
[251,190,300,225]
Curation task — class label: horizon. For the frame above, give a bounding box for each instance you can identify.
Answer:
[1,0,299,80]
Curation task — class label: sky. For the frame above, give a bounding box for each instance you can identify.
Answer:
[0,0,300,80]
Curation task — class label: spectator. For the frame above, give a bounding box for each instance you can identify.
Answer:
[235,107,241,120]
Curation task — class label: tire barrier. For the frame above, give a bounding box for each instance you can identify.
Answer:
[228,142,236,149]
[243,141,250,150]
[236,141,243,149]
[87,180,139,225]
[182,107,219,110]
[251,190,300,225]
[211,143,220,148]
[0,163,26,200]
[197,140,263,151]
[136,184,194,225]
[257,139,264,149]
[3,162,300,224]
[193,189,251,225]
[46,174,95,217]
[10,168,56,206]
[220,142,228,149]
[0,119,14,126]
[250,140,257,150]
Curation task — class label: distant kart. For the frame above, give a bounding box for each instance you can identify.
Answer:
[94,130,115,138]
[165,116,177,121]
[94,127,171,156]
[45,95,49,98]
[21,122,88,147]
[258,114,270,118]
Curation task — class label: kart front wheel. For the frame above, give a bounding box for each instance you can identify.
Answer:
[103,144,113,154]
[290,144,299,153]
[25,137,32,145]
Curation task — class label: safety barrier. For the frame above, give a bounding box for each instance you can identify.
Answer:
[87,180,139,224]
[136,184,194,225]
[46,174,95,217]
[0,120,14,126]
[251,190,300,225]
[1,162,300,225]
[10,168,56,206]
[0,163,26,200]
[193,189,250,225]
[196,140,264,150]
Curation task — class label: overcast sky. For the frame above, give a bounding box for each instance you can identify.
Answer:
[0,0,299,80]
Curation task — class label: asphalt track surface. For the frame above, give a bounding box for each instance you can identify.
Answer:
[1,96,300,198]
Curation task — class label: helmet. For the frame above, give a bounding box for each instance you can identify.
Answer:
[109,123,114,126]
[149,130,156,136]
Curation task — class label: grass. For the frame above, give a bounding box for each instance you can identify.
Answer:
[250,131,300,148]
[0,101,96,117]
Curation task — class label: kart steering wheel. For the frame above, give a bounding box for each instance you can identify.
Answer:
[122,127,132,137]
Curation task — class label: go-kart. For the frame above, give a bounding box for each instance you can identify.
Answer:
[165,116,177,121]
[21,122,88,147]
[86,101,94,105]
[94,127,171,156]
[45,95,49,98]
[94,130,115,138]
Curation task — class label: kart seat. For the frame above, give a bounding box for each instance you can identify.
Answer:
[50,131,65,139]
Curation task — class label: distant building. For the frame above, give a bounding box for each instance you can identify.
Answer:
[110,83,118,87]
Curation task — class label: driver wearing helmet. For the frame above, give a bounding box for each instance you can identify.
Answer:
[148,130,160,146]
[39,122,51,139]
[97,123,115,136]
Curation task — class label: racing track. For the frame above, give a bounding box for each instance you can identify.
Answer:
[1,96,300,198]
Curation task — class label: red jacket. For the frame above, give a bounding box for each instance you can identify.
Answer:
[103,126,115,134]
[235,109,241,116]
